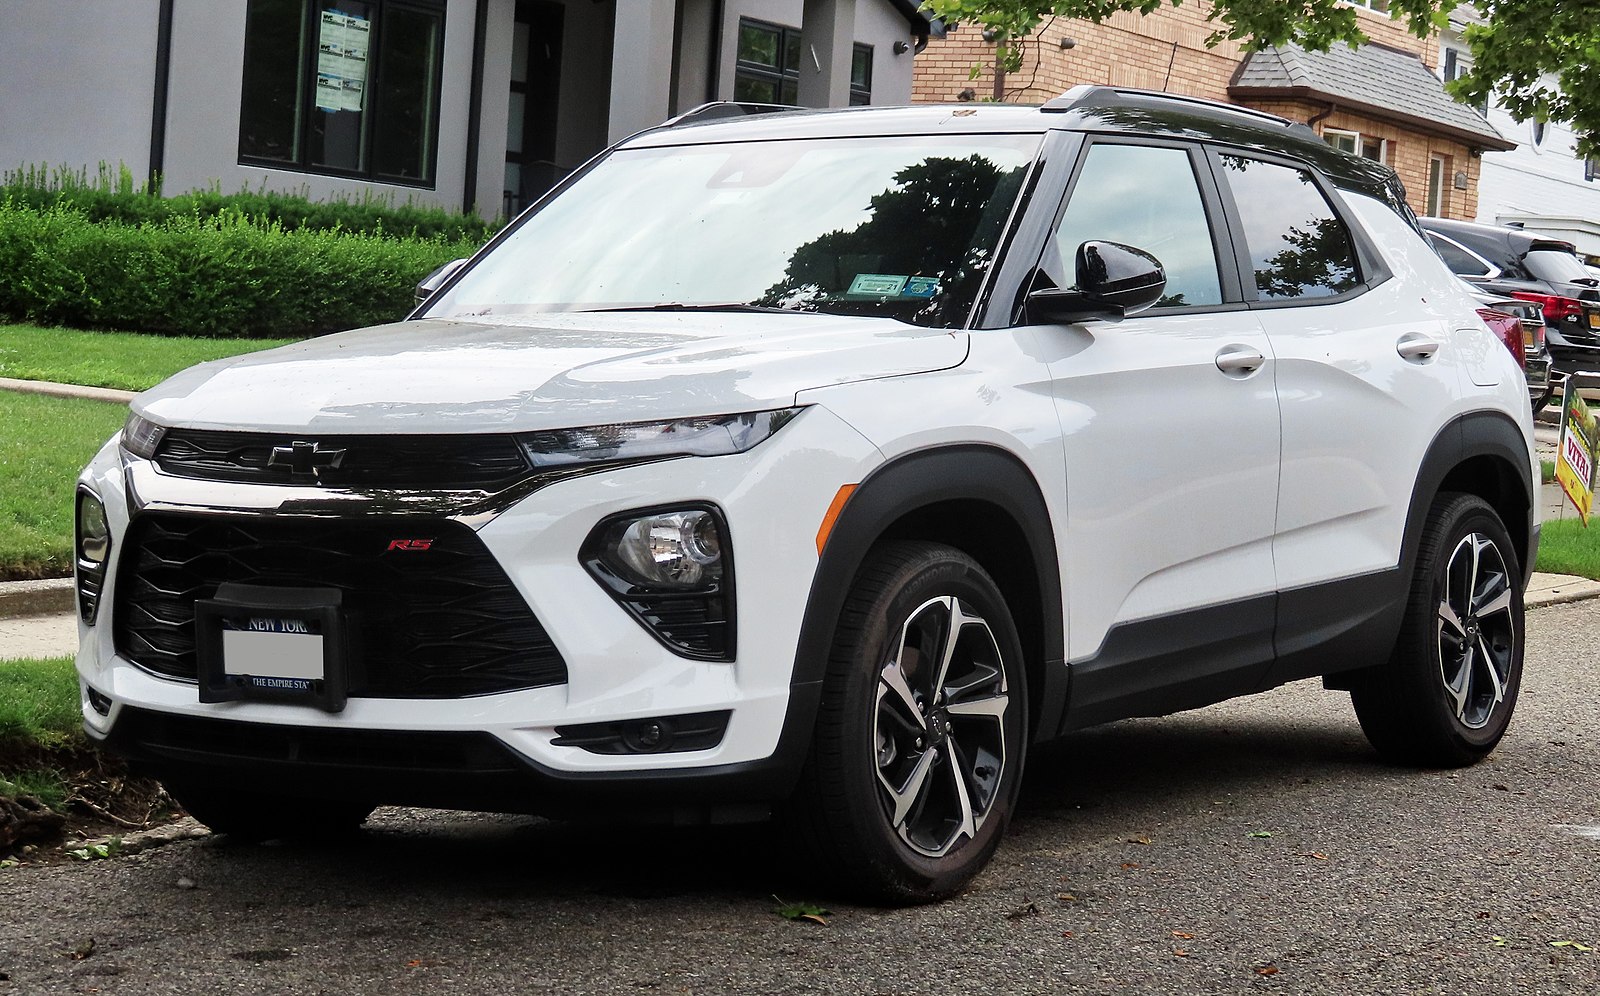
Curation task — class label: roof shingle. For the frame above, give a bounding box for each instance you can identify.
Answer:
[1229,42,1513,150]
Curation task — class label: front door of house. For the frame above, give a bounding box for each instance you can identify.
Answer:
[504,0,563,217]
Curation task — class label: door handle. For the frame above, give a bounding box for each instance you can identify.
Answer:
[1215,345,1265,376]
[1396,332,1440,362]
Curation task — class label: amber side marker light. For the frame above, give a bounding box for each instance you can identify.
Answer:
[816,484,858,555]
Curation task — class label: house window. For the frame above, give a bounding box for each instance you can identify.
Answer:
[1426,155,1445,216]
[239,0,445,187]
[1442,48,1460,82]
[1587,156,1599,183]
[1323,128,1387,164]
[734,19,871,106]
[1345,0,1390,10]
[850,46,872,106]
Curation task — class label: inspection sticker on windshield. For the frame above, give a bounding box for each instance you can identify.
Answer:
[849,273,908,296]
[903,276,940,298]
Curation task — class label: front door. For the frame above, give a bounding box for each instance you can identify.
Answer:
[504,0,563,216]
[1027,140,1282,729]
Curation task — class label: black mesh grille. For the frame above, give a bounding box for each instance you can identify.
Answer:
[154,430,530,489]
[113,514,566,698]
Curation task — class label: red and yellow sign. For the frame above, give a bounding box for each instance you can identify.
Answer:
[1555,380,1599,525]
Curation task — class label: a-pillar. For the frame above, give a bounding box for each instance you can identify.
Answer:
[608,0,678,143]
[797,0,856,108]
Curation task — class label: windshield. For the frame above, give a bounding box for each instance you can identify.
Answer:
[422,134,1041,329]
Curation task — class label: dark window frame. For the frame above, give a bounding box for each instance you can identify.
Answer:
[733,18,871,107]
[238,0,447,188]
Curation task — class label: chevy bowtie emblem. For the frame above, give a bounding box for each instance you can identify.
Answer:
[268,440,347,480]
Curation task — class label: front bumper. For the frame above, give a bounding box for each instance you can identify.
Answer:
[76,407,883,808]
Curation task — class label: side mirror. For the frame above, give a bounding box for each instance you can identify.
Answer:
[414,258,468,307]
[1025,241,1167,324]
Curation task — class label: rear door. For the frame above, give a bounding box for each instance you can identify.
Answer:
[1214,151,1468,686]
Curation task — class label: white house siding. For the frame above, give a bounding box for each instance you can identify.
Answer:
[160,0,480,213]
[1441,23,1600,261]
[0,0,162,181]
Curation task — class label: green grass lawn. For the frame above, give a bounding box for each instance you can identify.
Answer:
[1534,517,1600,580]
[0,656,79,749]
[0,392,129,579]
[0,323,298,392]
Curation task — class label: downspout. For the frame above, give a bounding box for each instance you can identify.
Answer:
[463,0,490,216]
[147,0,175,194]
[1307,101,1336,132]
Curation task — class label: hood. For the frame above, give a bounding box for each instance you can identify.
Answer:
[133,313,969,433]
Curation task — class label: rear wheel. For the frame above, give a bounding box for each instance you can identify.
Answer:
[166,782,374,842]
[783,542,1027,904]
[1350,493,1524,766]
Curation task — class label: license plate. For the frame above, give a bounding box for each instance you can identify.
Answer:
[1590,312,1600,330]
[195,584,347,711]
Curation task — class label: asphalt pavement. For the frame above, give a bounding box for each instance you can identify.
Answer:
[1,601,1596,994]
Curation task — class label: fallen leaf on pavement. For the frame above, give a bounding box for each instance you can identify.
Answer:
[1247,831,1273,839]
[1005,902,1041,920]
[1129,836,1151,845]
[1120,863,1140,870]
[68,938,96,961]
[1254,965,1279,976]
[1306,852,1328,861]
[1056,893,1077,902]
[1172,931,1195,940]
[1550,940,1595,952]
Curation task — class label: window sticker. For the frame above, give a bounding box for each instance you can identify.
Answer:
[848,273,909,296]
[903,276,940,299]
[316,10,370,112]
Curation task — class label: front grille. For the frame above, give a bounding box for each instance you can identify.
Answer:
[113,514,566,698]
[154,430,530,489]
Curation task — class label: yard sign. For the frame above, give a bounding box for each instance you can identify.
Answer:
[1555,375,1600,526]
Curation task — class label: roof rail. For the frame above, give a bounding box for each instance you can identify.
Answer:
[1042,84,1301,130]
[662,102,798,129]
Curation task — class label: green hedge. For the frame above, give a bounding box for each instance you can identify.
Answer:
[0,201,479,338]
[3,164,502,243]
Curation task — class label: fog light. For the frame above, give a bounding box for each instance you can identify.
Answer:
[75,489,111,624]
[613,510,723,589]
[583,505,735,659]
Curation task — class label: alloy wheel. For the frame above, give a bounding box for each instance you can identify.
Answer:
[872,596,1010,858]
[1436,532,1516,731]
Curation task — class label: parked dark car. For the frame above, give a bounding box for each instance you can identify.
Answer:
[1458,280,1555,413]
[1422,218,1600,393]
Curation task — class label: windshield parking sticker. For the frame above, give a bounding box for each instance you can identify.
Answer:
[848,273,909,297]
[903,276,940,299]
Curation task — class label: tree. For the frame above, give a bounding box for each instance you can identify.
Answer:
[921,0,1599,157]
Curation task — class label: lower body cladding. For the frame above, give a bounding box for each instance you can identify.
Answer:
[74,406,883,822]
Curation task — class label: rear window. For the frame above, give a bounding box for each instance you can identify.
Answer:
[1428,234,1492,277]
[1526,247,1596,284]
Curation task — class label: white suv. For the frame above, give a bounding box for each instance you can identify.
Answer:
[75,88,1538,903]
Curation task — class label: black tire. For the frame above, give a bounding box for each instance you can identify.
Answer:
[781,541,1028,904]
[165,782,374,842]
[1350,492,1524,767]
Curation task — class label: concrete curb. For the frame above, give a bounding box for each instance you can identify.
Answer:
[0,577,75,617]
[0,377,136,405]
[1526,574,1600,609]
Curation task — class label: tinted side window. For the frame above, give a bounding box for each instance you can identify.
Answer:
[1052,144,1223,308]
[1219,155,1360,300]
[1429,234,1491,277]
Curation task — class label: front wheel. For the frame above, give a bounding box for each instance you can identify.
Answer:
[782,542,1028,904]
[1350,493,1524,767]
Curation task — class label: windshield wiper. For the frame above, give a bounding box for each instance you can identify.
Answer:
[582,302,796,314]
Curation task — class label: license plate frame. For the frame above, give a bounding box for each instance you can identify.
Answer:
[195,584,348,712]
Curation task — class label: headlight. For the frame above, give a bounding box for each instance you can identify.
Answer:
[518,408,801,469]
[75,489,111,624]
[583,505,735,660]
[121,413,167,459]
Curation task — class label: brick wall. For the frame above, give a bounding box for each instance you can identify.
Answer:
[910,1,1477,218]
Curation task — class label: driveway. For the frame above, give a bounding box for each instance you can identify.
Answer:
[1,602,1597,994]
